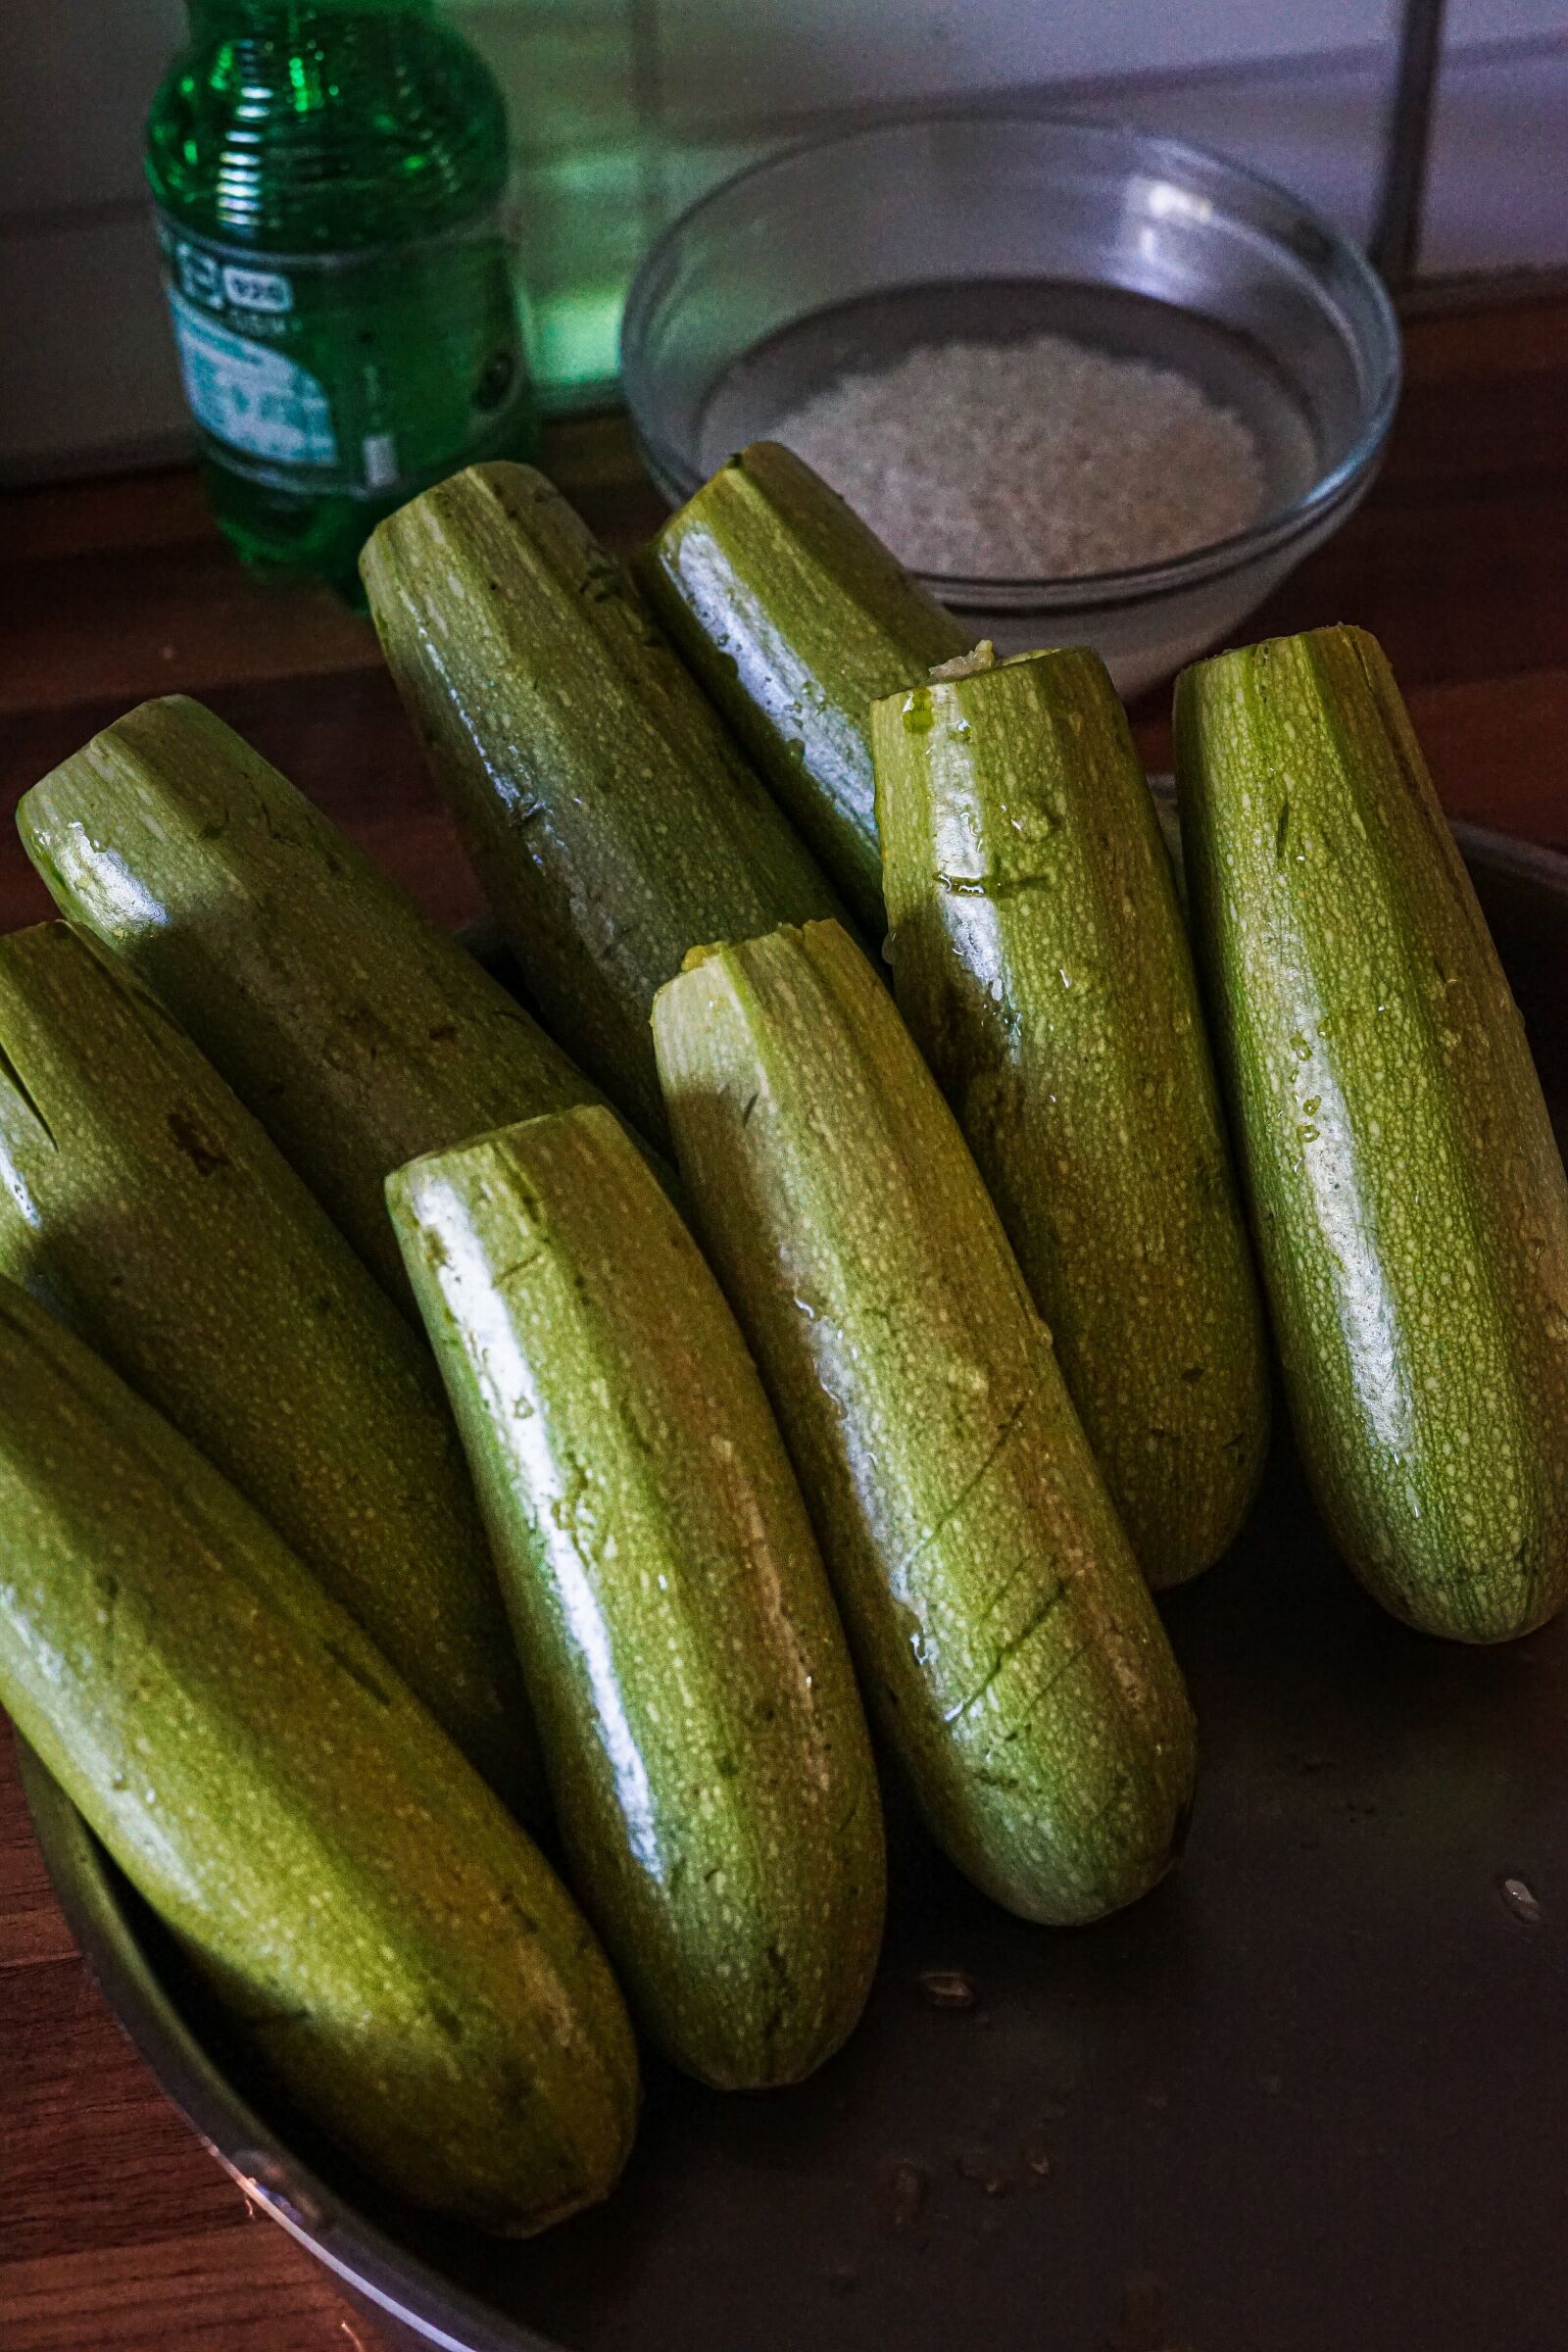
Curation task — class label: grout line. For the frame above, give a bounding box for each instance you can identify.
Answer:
[1371,0,1448,289]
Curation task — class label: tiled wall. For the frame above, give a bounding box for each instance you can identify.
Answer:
[0,0,187,476]
[2,0,1565,478]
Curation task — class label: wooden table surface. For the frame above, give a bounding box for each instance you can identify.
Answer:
[2,293,1567,2352]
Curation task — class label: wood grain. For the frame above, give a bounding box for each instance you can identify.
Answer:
[1,297,1566,2352]
[3,2229,384,2352]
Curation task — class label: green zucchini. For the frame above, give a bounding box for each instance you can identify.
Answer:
[18,694,624,1307]
[872,646,1269,1587]
[388,1103,885,2086]
[0,922,533,1796]
[652,919,1197,1926]
[361,463,849,1142]
[636,440,971,930]
[0,1280,636,2232]
[1174,625,1568,1641]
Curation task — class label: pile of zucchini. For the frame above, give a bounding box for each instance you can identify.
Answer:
[2,443,1565,2238]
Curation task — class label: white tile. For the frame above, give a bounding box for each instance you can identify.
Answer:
[649,0,1397,134]
[0,212,188,478]
[0,0,184,219]
[481,21,645,158]
[1445,0,1568,46]
[1422,36,1568,270]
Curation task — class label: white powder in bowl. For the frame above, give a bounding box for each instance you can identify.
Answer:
[769,330,1267,581]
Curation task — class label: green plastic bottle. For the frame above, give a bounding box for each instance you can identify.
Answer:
[146,0,538,596]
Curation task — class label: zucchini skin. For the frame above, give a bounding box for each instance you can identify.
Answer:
[652,921,1197,1926]
[389,1105,885,2086]
[18,694,620,1307]
[0,922,534,1798]
[0,1281,637,2234]
[362,463,849,1143]
[637,440,970,931]
[1175,625,1568,1641]
[873,648,1269,1588]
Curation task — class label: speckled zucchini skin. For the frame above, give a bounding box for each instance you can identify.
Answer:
[0,923,534,1796]
[389,1105,886,2086]
[636,441,971,931]
[0,1282,637,2233]
[652,921,1197,1926]
[872,647,1269,1588]
[1175,625,1568,1641]
[18,694,619,1306]
[361,463,849,1142]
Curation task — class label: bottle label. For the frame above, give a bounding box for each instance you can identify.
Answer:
[168,291,339,468]
[156,211,530,500]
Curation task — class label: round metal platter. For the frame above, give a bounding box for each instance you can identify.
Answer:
[20,809,1568,2352]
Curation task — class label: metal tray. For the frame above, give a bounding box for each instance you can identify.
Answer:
[20,810,1568,2352]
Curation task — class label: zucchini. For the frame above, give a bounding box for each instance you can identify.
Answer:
[872,646,1269,1587]
[0,922,534,1797]
[1174,625,1568,1641]
[18,694,622,1307]
[361,463,849,1142]
[636,440,970,930]
[652,920,1197,1926]
[0,1280,637,2233]
[388,1104,885,2086]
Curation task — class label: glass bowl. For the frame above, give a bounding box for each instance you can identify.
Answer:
[620,110,1401,699]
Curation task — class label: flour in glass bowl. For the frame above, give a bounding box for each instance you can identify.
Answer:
[769,330,1268,581]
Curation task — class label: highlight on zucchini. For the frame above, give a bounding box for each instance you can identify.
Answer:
[1176,624,1568,1642]
[0,1278,637,2235]
[19,693,624,1307]
[390,1102,886,2087]
[654,917,1197,1926]
[363,461,849,1141]
[638,439,971,930]
[0,920,536,1798]
[873,642,1269,1589]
